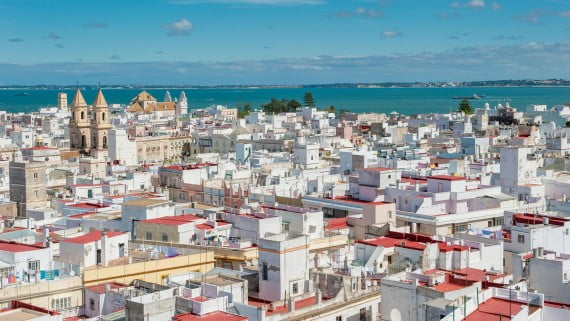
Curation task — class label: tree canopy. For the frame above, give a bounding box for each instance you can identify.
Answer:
[262,98,301,114]
[322,105,336,113]
[458,99,474,114]
[237,102,252,119]
[303,92,316,107]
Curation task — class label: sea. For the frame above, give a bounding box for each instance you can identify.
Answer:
[0,87,569,115]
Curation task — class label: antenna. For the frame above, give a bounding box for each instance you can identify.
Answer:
[98,81,101,89]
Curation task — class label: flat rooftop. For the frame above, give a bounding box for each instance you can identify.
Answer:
[0,308,47,321]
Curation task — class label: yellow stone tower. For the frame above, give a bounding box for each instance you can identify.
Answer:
[69,89,91,151]
[90,89,111,150]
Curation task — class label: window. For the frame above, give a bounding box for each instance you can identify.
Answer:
[359,308,367,321]
[52,297,71,311]
[81,111,85,119]
[28,260,39,271]
[146,232,152,240]
[292,282,298,294]
[454,223,469,233]
[162,233,169,242]
[119,243,125,257]
[262,262,268,280]
[517,234,525,244]
[33,172,38,180]
[336,316,342,321]
[33,190,39,198]
[89,299,95,310]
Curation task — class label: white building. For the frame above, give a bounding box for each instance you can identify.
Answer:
[59,230,129,267]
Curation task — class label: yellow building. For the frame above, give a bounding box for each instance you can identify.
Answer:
[83,246,214,287]
[127,90,176,115]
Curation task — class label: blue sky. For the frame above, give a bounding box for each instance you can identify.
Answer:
[1,0,569,84]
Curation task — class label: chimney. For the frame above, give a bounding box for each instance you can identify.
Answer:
[105,283,111,293]
[543,217,549,225]
[101,230,109,267]
[538,247,544,257]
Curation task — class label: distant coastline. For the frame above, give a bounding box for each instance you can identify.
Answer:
[1,79,569,90]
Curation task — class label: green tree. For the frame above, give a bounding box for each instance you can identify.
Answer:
[262,98,287,114]
[458,99,473,114]
[286,99,301,111]
[303,92,316,107]
[338,108,350,116]
[566,120,570,128]
[323,105,336,113]
[237,103,252,119]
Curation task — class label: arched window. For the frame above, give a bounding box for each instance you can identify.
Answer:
[102,112,106,121]
[103,136,107,148]
[81,135,86,147]
[81,111,85,119]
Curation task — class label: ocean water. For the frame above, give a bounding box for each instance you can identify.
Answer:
[0,87,569,115]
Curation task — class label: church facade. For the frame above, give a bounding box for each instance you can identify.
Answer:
[69,89,112,152]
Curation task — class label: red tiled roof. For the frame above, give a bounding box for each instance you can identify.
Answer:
[438,243,469,252]
[172,312,246,321]
[0,240,46,253]
[333,196,392,206]
[68,202,107,209]
[195,222,230,230]
[68,211,97,218]
[401,177,428,185]
[513,213,567,226]
[356,237,427,251]
[86,282,126,294]
[248,296,317,316]
[464,298,525,321]
[191,296,210,302]
[427,175,466,181]
[61,231,127,245]
[324,217,350,230]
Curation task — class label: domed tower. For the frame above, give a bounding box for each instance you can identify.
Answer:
[69,89,91,150]
[90,89,112,150]
[176,91,188,116]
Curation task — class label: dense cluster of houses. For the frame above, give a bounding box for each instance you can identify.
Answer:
[0,90,570,320]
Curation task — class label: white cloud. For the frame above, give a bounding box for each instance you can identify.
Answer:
[381,31,402,38]
[3,42,570,85]
[465,0,486,8]
[161,18,193,36]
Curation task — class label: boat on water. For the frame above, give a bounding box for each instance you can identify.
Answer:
[452,94,483,100]
[14,92,30,97]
